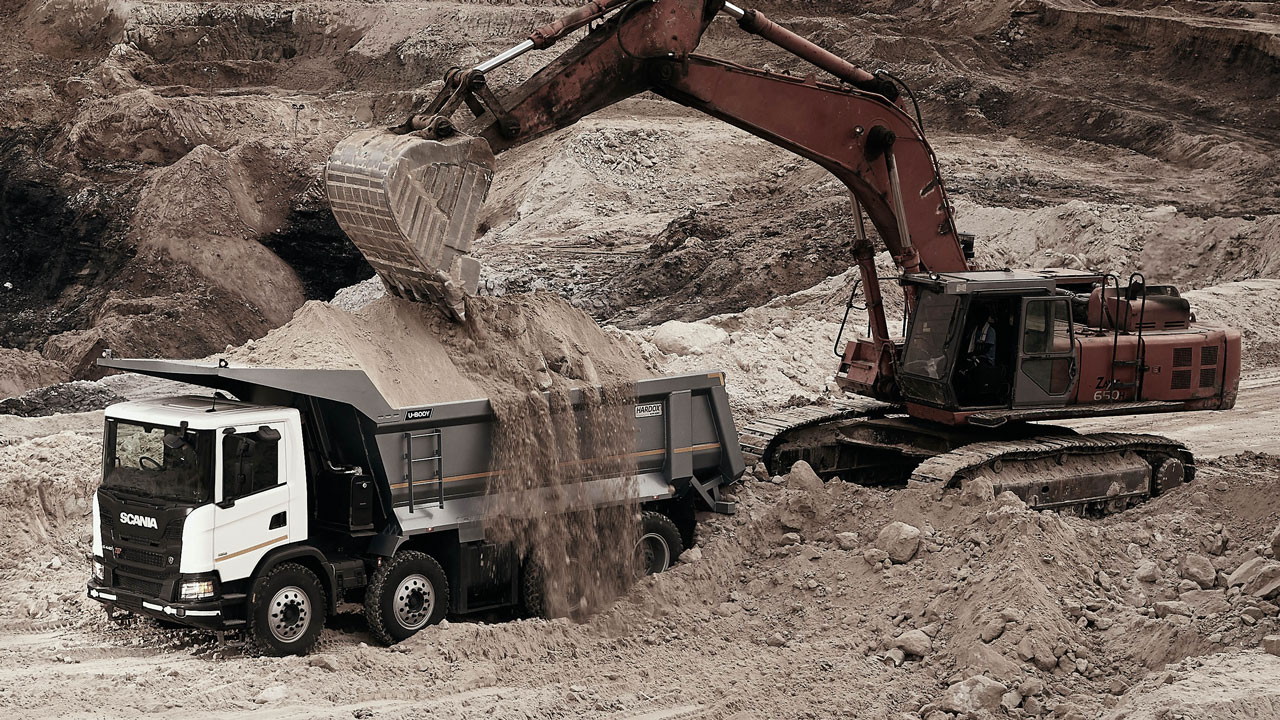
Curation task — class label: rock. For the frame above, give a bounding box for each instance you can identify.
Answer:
[1023,696,1044,715]
[779,461,826,530]
[875,521,922,564]
[1018,678,1044,696]
[713,602,739,617]
[1228,557,1275,587]
[308,655,340,672]
[253,685,289,704]
[679,546,703,562]
[960,476,995,506]
[1181,588,1231,616]
[882,648,905,667]
[780,532,802,546]
[1263,635,1280,657]
[939,676,1008,714]
[834,532,859,551]
[1179,553,1216,589]
[1000,690,1022,711]
[1135,561,1161,583]
[767,633,787,647]
[863,548,889,565]
[1033,651,1058,672]
[1153,601,1193,619]
[1243,562,1280,599]
[893,629,932,658]
[979,618,1006,643]
[1201,532,1228,556]
[1270,523,1280,559]
[48,556,62,570]
[650,320,728,355]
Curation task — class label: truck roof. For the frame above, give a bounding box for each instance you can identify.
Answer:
[106,395,298,430]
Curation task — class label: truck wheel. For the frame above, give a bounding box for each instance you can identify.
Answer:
[250,562,326,656]
[637,511,684,575]
[365,550,449,645]
[520,556,548,619]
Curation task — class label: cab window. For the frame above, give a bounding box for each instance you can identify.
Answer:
[222,427,281,499]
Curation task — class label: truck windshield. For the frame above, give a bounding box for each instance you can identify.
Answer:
[103,419,214,504]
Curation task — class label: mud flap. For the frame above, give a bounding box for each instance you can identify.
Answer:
[325,131,496,320]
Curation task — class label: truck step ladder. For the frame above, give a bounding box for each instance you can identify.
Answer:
[404,429,445,512]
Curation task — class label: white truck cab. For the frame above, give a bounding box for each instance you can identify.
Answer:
[90,395,307,628]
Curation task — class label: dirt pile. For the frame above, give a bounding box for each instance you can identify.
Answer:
[226,292,653,407]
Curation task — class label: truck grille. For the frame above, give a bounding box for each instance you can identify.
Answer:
[115,574,164,599]
[117,547,166,568]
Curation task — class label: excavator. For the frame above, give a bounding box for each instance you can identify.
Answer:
[323,0,1241,513]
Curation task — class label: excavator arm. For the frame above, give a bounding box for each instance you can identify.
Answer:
[324,0,971,398]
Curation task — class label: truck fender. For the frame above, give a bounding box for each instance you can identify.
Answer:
[367,532,406,558]
[250,544,338,614]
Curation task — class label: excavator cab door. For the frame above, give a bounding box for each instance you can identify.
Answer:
[1013,297,1078,407]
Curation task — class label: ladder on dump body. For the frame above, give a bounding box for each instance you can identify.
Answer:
[403,429,444,512]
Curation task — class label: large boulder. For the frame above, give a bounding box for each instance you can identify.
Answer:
[875,521,922,564]
[1178,553,1216,589]
[1243,562,1280,599]
[1227,557,1272,588]
[940,676,1008,714]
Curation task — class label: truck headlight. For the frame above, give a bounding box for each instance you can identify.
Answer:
[92,559,104,582]
[179,576,217,601]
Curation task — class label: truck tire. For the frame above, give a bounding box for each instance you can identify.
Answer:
[364,550,449,645]
[519,556,548,619]
[637,511,684,575]
[249,562,326,656]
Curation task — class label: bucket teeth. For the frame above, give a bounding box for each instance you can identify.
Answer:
[325,130,496,321]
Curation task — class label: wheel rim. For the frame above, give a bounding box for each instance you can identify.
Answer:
[394,573,434,631]
[636,532,672,575]
[268,585,311,643]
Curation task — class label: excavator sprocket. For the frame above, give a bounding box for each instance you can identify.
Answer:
[325,130,496,320]
[742,405,1195,515]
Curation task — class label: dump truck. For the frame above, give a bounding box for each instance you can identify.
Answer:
[86,358,742,655]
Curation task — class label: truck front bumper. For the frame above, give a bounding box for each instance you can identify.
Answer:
[87,583,237,630]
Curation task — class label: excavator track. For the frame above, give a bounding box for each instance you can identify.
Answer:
[738,397,897,469]
[741,404,1194,514]
[909,432,1195,512]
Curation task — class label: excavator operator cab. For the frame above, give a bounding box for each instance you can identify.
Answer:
[897,270,1096,415]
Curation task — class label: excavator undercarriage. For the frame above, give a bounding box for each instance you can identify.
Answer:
[741,405,1193,514]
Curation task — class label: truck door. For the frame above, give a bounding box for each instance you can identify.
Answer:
[1014,297,1078,407]
[213,423,291,581]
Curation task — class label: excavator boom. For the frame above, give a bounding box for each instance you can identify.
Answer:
[324,0,968,330]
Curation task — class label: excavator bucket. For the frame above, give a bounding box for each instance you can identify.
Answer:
[325,130,496,320]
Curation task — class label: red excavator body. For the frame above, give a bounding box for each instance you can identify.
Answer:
[324,0,1245,511]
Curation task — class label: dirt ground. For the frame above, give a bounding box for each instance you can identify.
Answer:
[3,0,1280,717]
